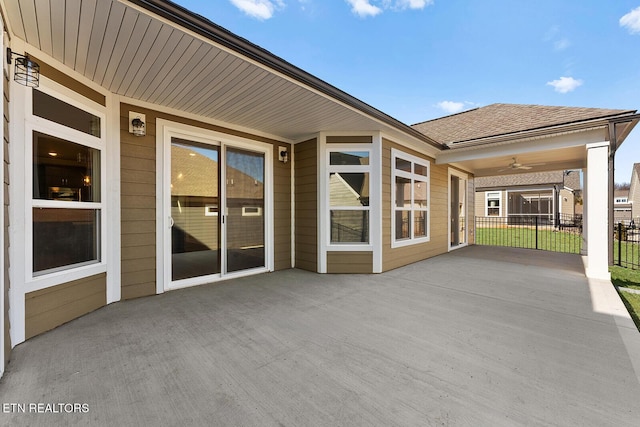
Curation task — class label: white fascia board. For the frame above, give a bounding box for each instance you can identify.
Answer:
[436,127,606,165]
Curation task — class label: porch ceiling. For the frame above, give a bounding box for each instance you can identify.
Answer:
[450,145,587,178]
[2,0,438,146]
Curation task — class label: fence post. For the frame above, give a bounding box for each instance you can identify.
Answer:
[535,216,538,250]
[618,222,622,267]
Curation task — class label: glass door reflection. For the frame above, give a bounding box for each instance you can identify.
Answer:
[225,147,265,273]
[171,139,221,281]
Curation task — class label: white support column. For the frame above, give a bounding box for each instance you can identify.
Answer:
[584,142,610,280]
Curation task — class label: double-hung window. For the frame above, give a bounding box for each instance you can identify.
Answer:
[29,88,105,276]
[486,191,501,216]
[327,149,371,244]
[392,149,429,247]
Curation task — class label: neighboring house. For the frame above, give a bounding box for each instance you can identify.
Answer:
[0,0,638,375]
[613,188,632,225]
[628,163,640,222]
[474,170,581,225]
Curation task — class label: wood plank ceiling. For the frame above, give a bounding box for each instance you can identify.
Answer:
[4,0,412,142]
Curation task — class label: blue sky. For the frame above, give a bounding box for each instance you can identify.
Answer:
[174,0,640,183]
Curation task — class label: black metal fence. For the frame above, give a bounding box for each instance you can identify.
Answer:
[614,222,640,270]
[475,214,583,254]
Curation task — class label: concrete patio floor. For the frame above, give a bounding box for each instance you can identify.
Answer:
[1,246,640,426]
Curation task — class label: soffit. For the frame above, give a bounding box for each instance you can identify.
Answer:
[3,0,437,145]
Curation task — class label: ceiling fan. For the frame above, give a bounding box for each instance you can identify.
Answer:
[497,157,544,172]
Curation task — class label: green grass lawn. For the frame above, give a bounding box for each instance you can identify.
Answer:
[610,266,640,332]
[475,227,582,254]
[612,239,640,269]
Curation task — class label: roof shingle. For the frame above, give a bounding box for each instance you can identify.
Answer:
[413,103,635,145]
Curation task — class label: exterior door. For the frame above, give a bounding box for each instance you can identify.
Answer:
[170,138,221,282]
[224,147,265,273]
[163,131,270,290]
[450,170,467,249]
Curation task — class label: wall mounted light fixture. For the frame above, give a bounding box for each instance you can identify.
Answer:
[7,48,40,87]
[278,146,288,163]
[128,112,146,137]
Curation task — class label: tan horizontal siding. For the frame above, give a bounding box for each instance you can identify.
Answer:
[327,252,372,274]
[382,138,449,271]
[31,55,106,106]
[120,104,292,291]
[273,143,292,271]
[326,136,372,144]
[25,273,106,339]
[294,139,317,272]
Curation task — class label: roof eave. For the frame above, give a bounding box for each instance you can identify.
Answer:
[446,114,637,149]
[123,0,444,150]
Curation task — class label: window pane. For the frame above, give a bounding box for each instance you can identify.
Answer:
[330,210,369,243]
[330,172,369,206]
[395,210,410,240]
[395,157,411,172]
[395,176,411,208]
[33,208,99,273]
[33,90,101,137]
[330,151,369,165]
[33,132,101,202]
[414,181,427,208]
[414,211,427,237]
[414,163,428,176]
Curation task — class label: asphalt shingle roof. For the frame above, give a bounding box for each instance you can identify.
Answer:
[412,103,635,145]
[475,170,581,190]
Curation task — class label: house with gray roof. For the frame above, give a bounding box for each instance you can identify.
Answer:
[628,164,640,223]
[0,0,638,375]
[473,170,581,225]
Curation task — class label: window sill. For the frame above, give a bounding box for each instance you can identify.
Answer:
[391,237,430,249]
[326,244,373,252]
[24,262,107,294]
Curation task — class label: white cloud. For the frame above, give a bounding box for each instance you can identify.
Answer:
[437,101,466,114]
[229,0,285,20]
[620,6,640,34]
[346,0,432,17]
[554,38,571,51]
[546,76,583,94]
[347,0,383,17]
[396,0,433,9]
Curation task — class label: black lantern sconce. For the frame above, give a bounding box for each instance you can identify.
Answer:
[128,112,146,137]
[278,146,288,163]
[6,48,40,88]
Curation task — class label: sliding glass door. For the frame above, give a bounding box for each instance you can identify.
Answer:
[166,135,268,288]
[170,139,221,281]
[225,147,265,273]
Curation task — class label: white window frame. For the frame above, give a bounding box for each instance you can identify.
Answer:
[326,146,372,247]
[242,206,263,217]
[204,204,219,217]
[391,148,430,248]
[23,78,107,291]
[485,191,502,217]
